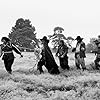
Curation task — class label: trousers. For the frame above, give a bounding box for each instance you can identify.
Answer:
[59,55,69,70]
[75,53,86,70]
[4,59,14,73]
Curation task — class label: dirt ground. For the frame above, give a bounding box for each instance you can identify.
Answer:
[0,52,100,100]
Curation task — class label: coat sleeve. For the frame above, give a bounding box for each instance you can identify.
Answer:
[12,44,21,55]
[56,46,59,56]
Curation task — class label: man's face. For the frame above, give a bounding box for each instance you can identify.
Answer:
[77,39,81,43]
[55,30,60,34]
[59,41,63,46]
[41,40,45,44]
[1,39,6,44]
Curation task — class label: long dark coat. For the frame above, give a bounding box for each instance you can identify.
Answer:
[41,42,60,74]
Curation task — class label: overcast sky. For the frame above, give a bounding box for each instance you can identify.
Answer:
[0,0,100,43]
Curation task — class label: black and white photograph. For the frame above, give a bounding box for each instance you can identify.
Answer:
[0,0,100,100]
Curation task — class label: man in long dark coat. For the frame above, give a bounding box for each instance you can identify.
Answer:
[37,36,60,74]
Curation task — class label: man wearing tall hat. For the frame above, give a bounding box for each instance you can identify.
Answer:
[37,36,60,74]
[72,36,86,70]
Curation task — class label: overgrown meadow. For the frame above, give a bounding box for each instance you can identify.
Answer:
[0,52,100,100]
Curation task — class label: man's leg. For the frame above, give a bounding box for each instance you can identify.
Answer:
[59,58,67,70]
[80,58,86,71]
[37,59,45,73]
[59,58,63,69]
[64,55,70,70]
[75,56,81,69]
[4,59,14,74]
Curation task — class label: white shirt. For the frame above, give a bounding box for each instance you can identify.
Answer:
[76,43,81,53]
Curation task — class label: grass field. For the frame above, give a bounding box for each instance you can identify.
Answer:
[0,52,100,100]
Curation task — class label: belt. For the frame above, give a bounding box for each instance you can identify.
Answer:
[4,51,13,54]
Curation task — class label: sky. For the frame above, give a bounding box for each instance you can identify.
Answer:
[0,0,100,44]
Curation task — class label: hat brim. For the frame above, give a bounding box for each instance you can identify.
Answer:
[40,39,43,41]
[75,38,83,40]
[40,39,49,43]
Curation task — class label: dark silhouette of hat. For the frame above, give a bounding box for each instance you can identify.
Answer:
[1,37,10,42]
[40,36,49,43]
[75,36,83,40]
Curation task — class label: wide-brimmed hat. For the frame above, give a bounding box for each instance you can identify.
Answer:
[1,37,10,42]
[75,36,83,40]
[40,36,49,43]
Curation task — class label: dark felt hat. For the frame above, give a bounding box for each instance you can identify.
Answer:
[75,36,83,40]
[40,36,49,43]
[1,37,10,42]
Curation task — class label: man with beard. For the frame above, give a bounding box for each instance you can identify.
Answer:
[37,36,60,74]
[56,40,69,70]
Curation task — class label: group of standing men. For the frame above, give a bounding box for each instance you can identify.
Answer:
[37,35,100,74]
[0,35,100,75]
[37,35,87,74]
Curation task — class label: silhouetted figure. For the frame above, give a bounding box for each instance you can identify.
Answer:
[0,37,23,74]
[72,36,86,70]
[56,40,69,70]
[94,35,100,70]
[37,36,60,74]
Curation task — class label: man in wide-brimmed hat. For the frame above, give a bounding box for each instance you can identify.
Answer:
[37,36,60,74]
[72,36,86,71]
[0,37,23,74]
